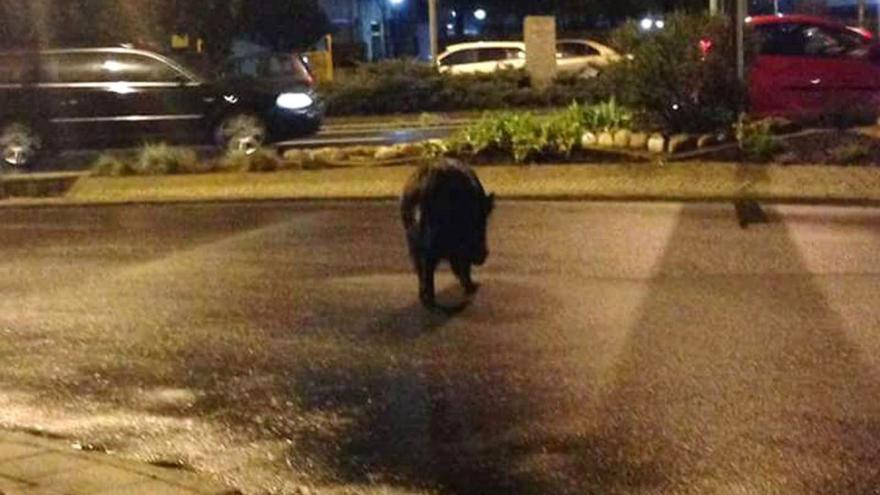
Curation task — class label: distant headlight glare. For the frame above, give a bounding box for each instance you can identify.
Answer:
[276,92,314,110]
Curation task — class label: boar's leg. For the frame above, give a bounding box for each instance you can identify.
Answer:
[451,258,478,295]
[419,256,438,307]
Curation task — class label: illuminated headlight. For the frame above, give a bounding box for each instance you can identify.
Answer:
[276,92,314,110]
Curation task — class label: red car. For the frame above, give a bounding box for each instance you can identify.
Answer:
[749,14,880,117]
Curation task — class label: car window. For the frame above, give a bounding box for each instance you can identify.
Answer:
[477,48,514,62]
[802,25,869,57]
[756,24,806,56]
[757,23,871,58]
[228,53,312,83]
[40,52,182,84]
[439,49,478,66]
[557,42,600,57]
[0,54,29,83]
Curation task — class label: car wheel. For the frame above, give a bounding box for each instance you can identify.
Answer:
[215,114,268,155]
[0,122,43,170]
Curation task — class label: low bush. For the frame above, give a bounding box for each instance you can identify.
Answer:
[92,154,133,177]
[320,60,611,116]
[132,144,202,175]
[447,101,633,163]
[736,119,783,163]
[581,97,633,132]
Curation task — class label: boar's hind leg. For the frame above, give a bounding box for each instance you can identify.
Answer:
[451,258,478,295]
[419,256,438,307]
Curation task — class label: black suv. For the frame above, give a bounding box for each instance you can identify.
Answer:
[0,47,323,168]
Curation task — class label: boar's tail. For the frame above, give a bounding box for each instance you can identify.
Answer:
[401,188,419,229]
[401,165,431,229]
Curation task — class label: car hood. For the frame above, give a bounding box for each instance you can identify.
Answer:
[214,76,315,96]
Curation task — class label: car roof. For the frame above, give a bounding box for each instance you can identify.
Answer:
[0,46,201,81]
[441,41,525,54]
[747,14,848,30]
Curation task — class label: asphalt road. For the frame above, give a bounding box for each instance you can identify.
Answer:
[0,201,879,495]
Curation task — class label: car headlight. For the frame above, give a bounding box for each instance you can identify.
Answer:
[276,92,314,110]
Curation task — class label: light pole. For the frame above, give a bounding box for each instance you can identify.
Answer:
[736,0,746,83]
[429,0,438,61]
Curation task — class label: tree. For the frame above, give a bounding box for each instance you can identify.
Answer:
[0,0,330,55]
[235,0,330,51]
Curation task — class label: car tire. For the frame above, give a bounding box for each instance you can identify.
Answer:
[0,122,43,170]
[214,113,268,155]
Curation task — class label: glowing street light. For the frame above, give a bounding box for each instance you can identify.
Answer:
[474,8,487,21]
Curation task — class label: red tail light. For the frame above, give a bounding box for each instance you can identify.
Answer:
[699,38,714,58]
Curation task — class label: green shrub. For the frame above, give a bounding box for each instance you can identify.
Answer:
[447,99,636,163]
[581,97,633,132]
[736,119,783,162]
[219,149,282,172]
[320,60,609,116]
[132,144,202,175]
[605,12,749,133]
[91,154,133,177]
[540,102,587,157]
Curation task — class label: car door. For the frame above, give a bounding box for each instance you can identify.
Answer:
[98,51,212,144]
[751,23,824,116]
[798,24,880,112]
[487,48,525,72]
[39,50,210,147]
[37,51,131,148]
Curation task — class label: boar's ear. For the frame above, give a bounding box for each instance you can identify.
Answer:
[484,193,495,214]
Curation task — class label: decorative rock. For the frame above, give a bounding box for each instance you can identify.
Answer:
[647,133,667,153]
[597,131,614,147]
[668,133,698,153]
[696,134,717,148]
[612,129,631,148]
[310,147,346,164]
[374,145,400,161]
[716,132,733,144]
[581,131,598,147]
[283,149,309,163]
[629,132,648,149]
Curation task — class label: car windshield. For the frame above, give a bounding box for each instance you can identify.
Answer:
[224,52,313,83]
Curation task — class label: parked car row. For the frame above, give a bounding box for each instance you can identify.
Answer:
[0,46,323,168]
[436,39,621,77]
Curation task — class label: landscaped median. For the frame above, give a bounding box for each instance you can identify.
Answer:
[5,163,880,206]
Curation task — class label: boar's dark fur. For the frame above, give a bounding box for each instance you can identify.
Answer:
[401,158,495,308]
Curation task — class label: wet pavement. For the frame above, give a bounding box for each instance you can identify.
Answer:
[0,201,879,494]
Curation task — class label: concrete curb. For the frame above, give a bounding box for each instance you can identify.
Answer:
[0,430,238,494]
[3,164,880,209]
[4,194,880,211]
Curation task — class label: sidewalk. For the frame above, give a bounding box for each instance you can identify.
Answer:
[0,431,237,495]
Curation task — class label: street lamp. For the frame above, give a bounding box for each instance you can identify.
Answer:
[474,8,487,21]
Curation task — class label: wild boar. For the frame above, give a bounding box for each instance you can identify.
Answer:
[401,159,495,308]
